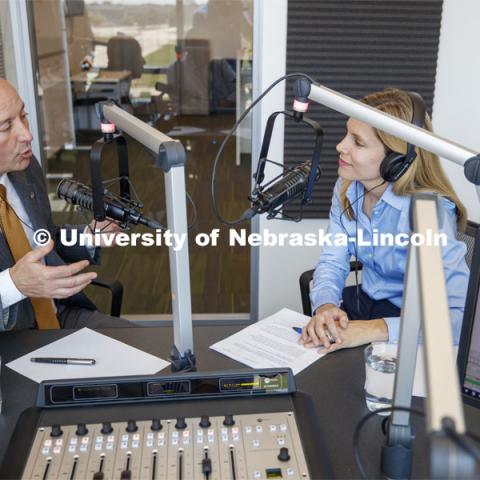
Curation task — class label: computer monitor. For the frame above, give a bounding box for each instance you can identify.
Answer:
[458,230,480,408]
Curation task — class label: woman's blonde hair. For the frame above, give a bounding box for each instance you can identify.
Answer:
[340,88,467,230]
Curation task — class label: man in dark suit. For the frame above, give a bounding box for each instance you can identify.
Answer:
[0,78,132,330]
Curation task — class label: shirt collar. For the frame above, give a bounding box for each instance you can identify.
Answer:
[346,181,408,212]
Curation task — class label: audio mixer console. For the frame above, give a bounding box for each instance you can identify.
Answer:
[0,369,332,479]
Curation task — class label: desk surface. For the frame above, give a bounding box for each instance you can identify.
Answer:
[71,70,132,83]
[0,326,479,478]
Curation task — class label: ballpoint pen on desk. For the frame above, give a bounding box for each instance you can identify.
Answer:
[30,357,96,366]
[292,326,336,344]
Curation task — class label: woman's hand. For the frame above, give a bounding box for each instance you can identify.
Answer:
[302,318,389,352]
[300,303,349,348]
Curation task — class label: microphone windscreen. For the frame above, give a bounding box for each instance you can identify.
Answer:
[464,155,480,186]
[293,78,311,101]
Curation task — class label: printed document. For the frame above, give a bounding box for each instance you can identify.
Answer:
[210,308,327,375]
[7,328,170,383]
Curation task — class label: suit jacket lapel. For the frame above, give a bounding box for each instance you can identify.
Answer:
[8,169,44,231]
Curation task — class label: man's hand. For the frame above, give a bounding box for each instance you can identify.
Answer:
[300,303,349,348]
[10,240,97,299]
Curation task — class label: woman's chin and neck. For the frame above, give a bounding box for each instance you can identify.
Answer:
[339,173,389,198]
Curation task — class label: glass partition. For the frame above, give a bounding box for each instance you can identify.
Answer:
[30,0,253,316]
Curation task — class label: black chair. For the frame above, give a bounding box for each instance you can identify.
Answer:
[91,277,123,317]
[299,220,480,317]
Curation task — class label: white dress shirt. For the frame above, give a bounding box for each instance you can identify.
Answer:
[0,173,31,315]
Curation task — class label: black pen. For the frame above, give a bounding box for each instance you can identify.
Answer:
[30,357,96,366]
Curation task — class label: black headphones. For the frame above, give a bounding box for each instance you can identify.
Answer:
[379,91,426,183]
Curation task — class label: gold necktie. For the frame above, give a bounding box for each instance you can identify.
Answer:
[0,184,59,329]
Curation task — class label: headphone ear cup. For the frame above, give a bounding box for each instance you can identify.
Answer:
[380,152,405,182]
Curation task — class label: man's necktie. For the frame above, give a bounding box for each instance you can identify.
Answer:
[0,184,60,329]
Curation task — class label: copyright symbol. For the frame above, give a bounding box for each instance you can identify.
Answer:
[33,229,51,246]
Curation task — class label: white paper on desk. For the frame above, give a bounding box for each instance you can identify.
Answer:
[6,328,170,383]
[210,308,327,375]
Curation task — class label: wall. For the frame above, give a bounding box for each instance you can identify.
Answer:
[253,0,327,319]
[433,0,480,222]
[255,0,480,320]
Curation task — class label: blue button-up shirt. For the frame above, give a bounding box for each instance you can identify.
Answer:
[309,179,469,344]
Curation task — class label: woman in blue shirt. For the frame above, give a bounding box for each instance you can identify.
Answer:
[300,88,469,352]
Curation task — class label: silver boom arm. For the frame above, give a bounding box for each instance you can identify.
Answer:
[103,103,193,356]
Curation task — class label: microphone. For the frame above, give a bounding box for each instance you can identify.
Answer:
[248,161,320,215]
[57,179,163,229]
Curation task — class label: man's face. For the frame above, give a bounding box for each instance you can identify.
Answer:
[0,80,33,175]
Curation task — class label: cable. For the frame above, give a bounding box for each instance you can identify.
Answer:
[442,420,480,464]
[337,180,386,315]
[353,406,424,479]
[211,72,316,225]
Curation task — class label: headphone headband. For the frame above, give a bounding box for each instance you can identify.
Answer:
[379,91,427,182]
[405,91,426,161]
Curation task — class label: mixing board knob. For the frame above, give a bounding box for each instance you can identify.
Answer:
[151,418,162,431]
[50,424,63,437]
[223,414,235,427]
[101,422,113,435]
[75,423,88,436]
[278,447,291,462]
[175,417,187,429]
[126,420,138,433]
[93,472,104,480]
[199,416,211,428]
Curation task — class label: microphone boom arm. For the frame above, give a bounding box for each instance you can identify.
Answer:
[98,101,194,371]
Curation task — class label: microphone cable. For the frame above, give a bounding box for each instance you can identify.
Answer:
[211,72,315,226]
[337,180,387,315]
